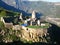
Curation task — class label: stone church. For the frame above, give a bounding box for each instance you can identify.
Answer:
[19,11,41,26]
[30,11,41,26]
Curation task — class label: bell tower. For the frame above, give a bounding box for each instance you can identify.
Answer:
[32,11,36,19]
[19,13,22,20]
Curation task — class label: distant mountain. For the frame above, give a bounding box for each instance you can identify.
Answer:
[0,0,60,17]
[54,2,60,5]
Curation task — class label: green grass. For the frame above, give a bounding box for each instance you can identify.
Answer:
[28,25,49,29]
[28,26,40,28]
[28,23,50,29]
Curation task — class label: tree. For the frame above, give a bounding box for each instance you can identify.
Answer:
[0,10,7,17]
[0,21,4,29]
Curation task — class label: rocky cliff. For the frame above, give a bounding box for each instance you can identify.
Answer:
[19,26,50,43]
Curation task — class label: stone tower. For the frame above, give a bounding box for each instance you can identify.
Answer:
[32,11,36,19]
[19,13,22,20]
[30,11,36,26]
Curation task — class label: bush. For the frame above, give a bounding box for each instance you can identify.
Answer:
[0,10,7,17]
[0,21,4,29]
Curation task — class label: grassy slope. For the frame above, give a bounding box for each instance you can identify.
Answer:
[0,7,20,17]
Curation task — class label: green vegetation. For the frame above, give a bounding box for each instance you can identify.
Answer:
[0,7,20,17]
[28,26,41,28]
[28,25,49,29]
[0,7,21,42]
[0,10,7,17]
[0,29,21,42]
[0,21,4,29]
[28,23,50,29]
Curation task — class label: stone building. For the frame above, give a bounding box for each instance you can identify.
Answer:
[29,11,41,26]
[12,25,21,30]
[0,17,13,29]
[30,11,36,26]
[4,23,13,29]
[19,13,22,20]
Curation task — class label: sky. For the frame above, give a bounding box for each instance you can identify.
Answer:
[41,0,60,2]
[22,0,60,2]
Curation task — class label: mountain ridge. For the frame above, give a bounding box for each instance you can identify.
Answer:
[0,0,60,17]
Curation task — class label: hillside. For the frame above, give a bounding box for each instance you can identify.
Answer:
[0,0,60,17]
[54,4,60,18]
[0,7,19,17]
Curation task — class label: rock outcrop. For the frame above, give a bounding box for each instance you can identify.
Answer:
[20,26,49,43]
